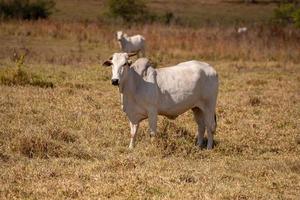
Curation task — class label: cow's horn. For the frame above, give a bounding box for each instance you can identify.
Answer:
[127,52,137,57]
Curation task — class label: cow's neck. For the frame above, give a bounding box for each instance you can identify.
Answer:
[120,67,158,108]
[120,68,139,98]
[120,37,129,48]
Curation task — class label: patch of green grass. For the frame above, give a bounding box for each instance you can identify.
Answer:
[151,1,276,27]
[51,0,106,21]
[51,0,276,27]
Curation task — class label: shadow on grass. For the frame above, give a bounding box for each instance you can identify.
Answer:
[0,67,54,88]
[154,119,218,157]
[12,130,94,160]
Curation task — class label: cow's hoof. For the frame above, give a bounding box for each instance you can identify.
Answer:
[196,141,204,147]
[207,145,213,150]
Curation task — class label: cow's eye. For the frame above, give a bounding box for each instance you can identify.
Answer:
[119,67,124,74]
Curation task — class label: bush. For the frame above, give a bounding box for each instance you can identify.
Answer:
[292,8,300,27]
[273,3,300,27]
[0,0,55,20]
[104,0,176,25]
[273,3,295,24]
[106,0,150,23]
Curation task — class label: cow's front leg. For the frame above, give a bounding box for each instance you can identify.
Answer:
[129,121,139,149]
[120,93,123,110]
[148,108,158,141]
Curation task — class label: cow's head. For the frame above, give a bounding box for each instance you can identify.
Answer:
[116,31,123,41]
[102,53,136,86]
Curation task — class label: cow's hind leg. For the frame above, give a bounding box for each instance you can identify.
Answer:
[148,108,158,142]
[203,108,216,149]
[192,107,205,148]
[129,121,139,149]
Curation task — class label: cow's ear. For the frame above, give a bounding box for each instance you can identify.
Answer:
[102,60,112,67]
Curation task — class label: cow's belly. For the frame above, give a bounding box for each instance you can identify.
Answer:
[157,94,200,117]
[125,43,142,52]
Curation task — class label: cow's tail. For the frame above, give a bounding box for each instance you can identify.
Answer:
[213,113,217,134]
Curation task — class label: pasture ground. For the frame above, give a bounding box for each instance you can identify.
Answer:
[0,0,300,199]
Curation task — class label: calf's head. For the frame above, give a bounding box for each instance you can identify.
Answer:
[102,53,136,86]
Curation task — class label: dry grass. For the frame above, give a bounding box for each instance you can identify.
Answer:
[0,20,299,66]
[0,1,300,199]
[0,52,299,199]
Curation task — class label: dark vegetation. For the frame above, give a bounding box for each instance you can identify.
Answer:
[105,0,300,27]
[104,0,175,25]
[105,0,149,23]
[273,2,300,27]
[0,0,55,20]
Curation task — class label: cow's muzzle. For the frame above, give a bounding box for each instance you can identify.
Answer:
[111,79,119,86]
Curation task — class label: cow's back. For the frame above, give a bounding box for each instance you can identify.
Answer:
[128,35,145,50]
[155,61,218,116]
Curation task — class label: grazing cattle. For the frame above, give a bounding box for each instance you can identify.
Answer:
[116,31,146,57]
[237,27,248,34]
[103,53,219,149]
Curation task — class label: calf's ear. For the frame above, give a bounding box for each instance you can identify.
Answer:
[102,60,112,67]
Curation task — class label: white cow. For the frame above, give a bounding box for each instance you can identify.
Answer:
[237,27,248,34]
[116,31,146,57]
[103,53,219,149]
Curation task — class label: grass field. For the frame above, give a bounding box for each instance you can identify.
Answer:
[0,0,300,199]
[51,0,277,26]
